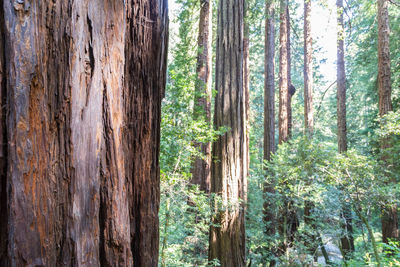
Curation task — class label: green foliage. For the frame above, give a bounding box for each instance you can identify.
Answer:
[161,0,400,266]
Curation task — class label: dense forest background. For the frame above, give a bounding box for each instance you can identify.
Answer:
[0,0,399,266]
[160,0,400,266]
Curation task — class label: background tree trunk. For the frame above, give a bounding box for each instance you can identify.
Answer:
[304,0,314,134]
[279,0,289,144]
[264,0,276,163]
[191,0,213,193]
[0,1,168,266]
[377,0,398,244]
[208,0,247,265]
[286,2,293,136]
[263,1,276,264]
[336,0,355,257]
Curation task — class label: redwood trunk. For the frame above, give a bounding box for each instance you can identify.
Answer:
[279,0,289,144]
[208,0,246,265]
[337,0,355,256]
[378,0,398,244]
[263,1,276,264]
[264,0,276,163]
[0,1,168,266]
[304,0,314,134]
[191,0,212,193]
[286,3,293,136]
[244,5,250,202]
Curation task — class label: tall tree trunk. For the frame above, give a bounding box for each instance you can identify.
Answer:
[191,0,213,193]
[0,1,7,263]
[244,2,250,203]
[336,0,355,257]
[0,1,168,266]
[304,0,314,135]
[303,0,318,259]
[264,1,276,265]
[286,2,293,136]
[279,0,289,144]
[377,0,398,244]
[209,0,246,265]
[264,0,276,163]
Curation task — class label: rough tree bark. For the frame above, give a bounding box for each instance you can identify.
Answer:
[0,1,7,263]
[264,0,276,164]
[208,0,247,265]
[191,0,212,193]
[244,2,250,203]
[304,0,314,135]
[336,0,355,257]
[279,0,289,144]
[0,1,168,266]
[286,2,293,136]
[377,0,398,244]
[263,1,276,265]
[303,0,319,260]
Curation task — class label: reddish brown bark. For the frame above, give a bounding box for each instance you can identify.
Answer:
[264,0,276,163]
[191,0,212,193]
[279,0,289,144]
[0,1,168,266]
[0,1,7,264]
[208,0,247,265]
[336,0,355,256]
[244,8,250,203]
[304,0,314,134]
[377,0,398,244]
[286,3,293,136]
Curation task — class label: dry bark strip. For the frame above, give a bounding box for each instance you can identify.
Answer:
[0,1,168,266]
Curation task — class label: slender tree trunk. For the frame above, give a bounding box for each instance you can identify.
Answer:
[0,1,168,266]
[279,0,289,144]
[209,0,246,265]
[191,0,213,193]
[377,0,398,244]
[286,2,293,136]
[304,0,314,135]
[264,1,276,265]
[303,0,319,260]
[336,0,355,257]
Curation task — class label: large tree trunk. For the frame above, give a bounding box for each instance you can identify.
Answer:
[0,1,7,263]
[336,0,355,257]
[286,2,293,136]
[279,0,289,144]
[264,0,276,163]
[191,0,212,193]
[377,0,398,244]
[244,3,250,203]
[0,1,168,266]
[264,1,276,265]
[208,0,246,265]
[304,0,314,135]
